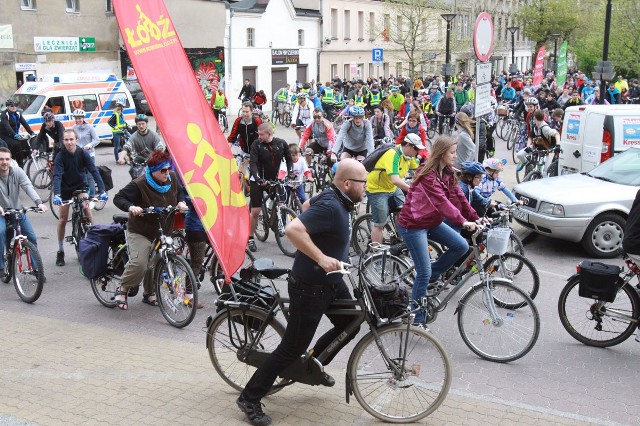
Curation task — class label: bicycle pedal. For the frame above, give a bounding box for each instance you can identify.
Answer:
[64,236,74,243]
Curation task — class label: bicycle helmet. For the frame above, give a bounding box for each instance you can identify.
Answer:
[351,106,365,117]
[115,100,125,107]
[5,99,17,107]
[72,109,86,117]
[297,93,307,100]
[460,161,486,175]
[135,113,149,122]
[403,133,426,150]
[524,97,539,106]
[309,89,317,96]
[43,112,55,121]
[482,158,507,171]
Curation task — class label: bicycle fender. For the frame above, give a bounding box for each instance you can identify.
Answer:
[567,272,579,282]
[454,277,513,315]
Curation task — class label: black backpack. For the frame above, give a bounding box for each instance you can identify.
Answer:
[361,142,396,172]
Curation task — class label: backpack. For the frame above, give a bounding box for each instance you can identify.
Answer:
[361,142,396,172]
[78,224,124,279]
[98,165,114,191]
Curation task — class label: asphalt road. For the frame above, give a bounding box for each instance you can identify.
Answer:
[0,117,638,425]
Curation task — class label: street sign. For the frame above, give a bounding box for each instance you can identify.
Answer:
[474,83,492,118]
[473,12,494,62]
[372,48,383,65]
[476,62,492,85]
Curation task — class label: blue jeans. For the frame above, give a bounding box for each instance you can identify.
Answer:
[286,183,307,204]
[112,131,130,161]
[398,222,469,323]
[0,215,38,269]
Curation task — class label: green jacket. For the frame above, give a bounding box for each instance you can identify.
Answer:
[454,89,469,107]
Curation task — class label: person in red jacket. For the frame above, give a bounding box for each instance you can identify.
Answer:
[397,136,479,326]
[395,112,428,159]
[254,90,267,110]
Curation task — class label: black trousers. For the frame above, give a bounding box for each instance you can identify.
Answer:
[242,277,359,402]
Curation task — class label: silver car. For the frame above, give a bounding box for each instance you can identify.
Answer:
[512,146,640,258]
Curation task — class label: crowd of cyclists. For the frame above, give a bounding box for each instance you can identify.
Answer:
[2,64,640,425]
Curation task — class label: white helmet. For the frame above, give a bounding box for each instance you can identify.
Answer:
[72,109,86,117]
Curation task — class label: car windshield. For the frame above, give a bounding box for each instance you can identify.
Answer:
[587,148,640,186]
[12,94,45,114]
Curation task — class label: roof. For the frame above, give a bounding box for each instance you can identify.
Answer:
[230,0,320,16]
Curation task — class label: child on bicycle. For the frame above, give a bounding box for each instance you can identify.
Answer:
[281,144,312,203]
[478,158,521,206]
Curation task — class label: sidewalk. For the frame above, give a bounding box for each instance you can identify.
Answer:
[0,310,605,426]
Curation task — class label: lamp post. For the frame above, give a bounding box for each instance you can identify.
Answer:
[598,0,613,104]
[551,33,560,73]
[441,13,457,88]
[507,26,519,75]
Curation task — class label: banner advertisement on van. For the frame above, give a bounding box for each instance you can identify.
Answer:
[565,113,581,141]
[532,45,546,87]
[622,118,640,145]
[556,41,568,88]
[113,0,250,279]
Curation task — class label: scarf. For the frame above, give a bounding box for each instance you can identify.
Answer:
[145,167,172,193]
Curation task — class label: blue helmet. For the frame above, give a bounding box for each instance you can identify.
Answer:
[460,161,486,175]
[309,89,317,95]
[350,106,365,117]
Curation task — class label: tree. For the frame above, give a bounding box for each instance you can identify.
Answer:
[375,0,449,78]
[515,0,579,52]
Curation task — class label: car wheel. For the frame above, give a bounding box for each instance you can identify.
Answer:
[581,213,625,258]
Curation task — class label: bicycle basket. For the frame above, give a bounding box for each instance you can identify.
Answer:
[369,282,410,320]
[577,261,622,303]
[216,279,276,330]
[486,228,511,255]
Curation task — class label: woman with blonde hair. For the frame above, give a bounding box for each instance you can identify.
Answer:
[397,136,479,325]
[454,112,475,167]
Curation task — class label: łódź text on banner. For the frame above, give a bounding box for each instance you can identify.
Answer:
[113,0,249,279]
[532,45,546,88]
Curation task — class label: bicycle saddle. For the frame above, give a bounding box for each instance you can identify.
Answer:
[253,258,290,279]
[112,214,129,224]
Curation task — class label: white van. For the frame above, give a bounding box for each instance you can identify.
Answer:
[11,73,136,141]
[558,104,640,175]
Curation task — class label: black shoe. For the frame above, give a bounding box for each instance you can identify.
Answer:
[56,251,65,267]
[248,237,257,253]
[0,270,6,279]
[320,371,335,387]
[236,395,271,426]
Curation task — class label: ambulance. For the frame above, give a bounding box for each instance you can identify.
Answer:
[11,73,136,142]
[558,104,640,175]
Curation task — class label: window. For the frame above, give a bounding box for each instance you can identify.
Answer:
[358,11,364,41]
[396,15,403,34]
[21,0,36,10]
[69,94,98,112]
[438,20,443,42]
[396,62,402,77]
[65,0,79,13]
[456,15,461,41]
[344,10,351,40]
[331,64,338,78]
[331,9,338,39]
[463,15,469,38]
[105,0,113,13]
[343,64,350,79]
[99,93,129,110]
[247,28,255,47]
[298,29,304,47]
[45,96,66,115]
[383,14,390,41]
[369,12,375,41]
[357,63,364,78]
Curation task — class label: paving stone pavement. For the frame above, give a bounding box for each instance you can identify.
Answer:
[0,309,620,426]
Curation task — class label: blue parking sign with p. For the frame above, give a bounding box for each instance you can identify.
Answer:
[372,48,383,62]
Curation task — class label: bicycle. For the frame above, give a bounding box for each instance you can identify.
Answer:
[359,224,540,363]
[215,107,228,133]
[91,207,199,328]
[510,120,528,164]
[285,180,305,215]
[28,152,54,204]
[59,190,98,258]
[437,113,455,136]
[558,253,640,347]
[206,261,452,422]
[515,146,561,183]
[233,151,251,197]
[254,180,298,257]
[0,207,45,303]
[306,152,332,197]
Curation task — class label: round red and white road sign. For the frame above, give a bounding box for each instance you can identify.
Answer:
[473,12,494,62]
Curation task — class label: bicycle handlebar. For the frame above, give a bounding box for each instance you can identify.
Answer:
[3,207,44,216]
[326,262,354,275]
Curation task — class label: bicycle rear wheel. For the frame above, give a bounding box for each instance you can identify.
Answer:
[26,155,48,181]
[207,307,289,395]
[91,244,128,308]
[12,240,44,303]
[457,279,540,362]
[154,253,198,328]
[254,203,269,242]
[558,276,639,347]
[359,252,413,288]
[31,169,52,203]
[210,248,256,295]
[347,324,451,422]
[49,189,59,219]
[483,252,539,305]
[275,206,298,257]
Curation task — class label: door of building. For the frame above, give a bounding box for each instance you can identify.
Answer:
[297,65,307,84]
[271,69,287,101]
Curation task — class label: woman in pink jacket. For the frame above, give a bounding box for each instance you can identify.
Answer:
[397,136,479,325]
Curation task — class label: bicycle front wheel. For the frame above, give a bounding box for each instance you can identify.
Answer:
[154,253,198,328]
[275,206,298,257]
[207,307,289,394]
[254,203,269,242]
[359,252,413,288]
[483,252,539,304]
[558,276,639,347]
[347,324,451,422]
[12,240,44,303]
[457,279,540,362]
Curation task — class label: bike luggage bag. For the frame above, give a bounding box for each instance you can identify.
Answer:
[577,261,621,302]
[216,277,276,330]
[369,282,410,320]
[79,224,124,279]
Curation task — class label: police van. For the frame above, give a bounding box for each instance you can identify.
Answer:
[558,104,640,174]
[11,73,136,142]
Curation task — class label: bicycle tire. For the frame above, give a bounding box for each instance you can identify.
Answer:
[275,206,298,257]
[347,323,451,422]
[505,123,516,150]
[558,276,640,347]
[49,189,59,219]
[512,136,526,164]
[457,279,540,362]
[483,252,539,304]
[282,112,292,128]
[546,159,559,177]
[515,162,533,184]
[1,252,11,283]
[94,200,106,211]
[271,109,277,124]
[359,252,414,288]
[74,219,91,258]
[351,213,401,256]
[171,230,189,259]
[207,307,289,394]
[426,125,436,140]
[26,155,48,182]
[91,244,128,308]
[210,248,257,295]
[12,240,44,303]
[154,253,198,328]
[523,170,543,182]
[254,203,269,242]
[288,195,303,215]
[31,169,52,203]
[495,117,508,141]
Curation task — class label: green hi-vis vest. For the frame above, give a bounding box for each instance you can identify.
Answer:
[214,93,226,109]
[112,112,126,133]
[322,88,335,104]
[276,88,288,101]
[354,95,366,107]
[369,91,381,106]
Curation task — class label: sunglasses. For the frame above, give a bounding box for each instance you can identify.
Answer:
[347,178,367,184]
[159,167,171,173]
[313,115,322,119]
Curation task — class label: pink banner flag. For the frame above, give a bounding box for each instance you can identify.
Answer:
[532,45,546,87]
[113,0,250,279]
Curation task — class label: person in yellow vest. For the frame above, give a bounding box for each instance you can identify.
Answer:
[366,84,383,116]
[354,89,366,107]
[211,88,229,132]
[388,86,405,112]
[107,101,130,162]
